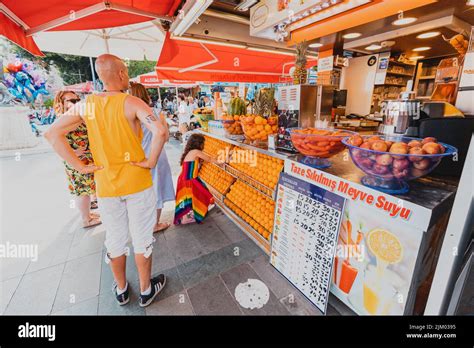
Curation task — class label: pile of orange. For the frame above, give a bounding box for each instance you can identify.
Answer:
[225,181,275,240]
[203,136,233,159]
[240,115,278,142]
[230,150,284,189]
[198,163,234,194]
[222,115,243,135]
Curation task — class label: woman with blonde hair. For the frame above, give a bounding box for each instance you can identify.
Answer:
[129,82,174,232]
[53,91,101,228]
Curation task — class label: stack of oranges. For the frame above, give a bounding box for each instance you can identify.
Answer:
[230,150,284,189]
[198,163,234,195]
[225,181,275,240]
[240,115,278,142]
[203,136,232,159]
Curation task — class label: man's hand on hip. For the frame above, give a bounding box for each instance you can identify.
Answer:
[78,163,104,174]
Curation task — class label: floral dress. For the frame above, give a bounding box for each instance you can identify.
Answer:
[64,124,96,196]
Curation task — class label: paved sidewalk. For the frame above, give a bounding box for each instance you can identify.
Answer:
[1,139,350,316]
[0,125,53,159]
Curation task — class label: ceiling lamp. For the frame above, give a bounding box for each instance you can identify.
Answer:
[416,31,441,39]
[309,42,323,48]
[343,32,362,39]
[365,44,382,50]
[409,56,425,60]
[413,46,431,52]
[392,11,417,26]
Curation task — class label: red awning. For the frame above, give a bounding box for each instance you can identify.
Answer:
[0,13,43,56]
[156,33,317,83]
[135,72,202,88]
[63,81,94,93]
[0,0,180,55]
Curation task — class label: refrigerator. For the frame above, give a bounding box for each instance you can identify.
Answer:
[276,85,336,152]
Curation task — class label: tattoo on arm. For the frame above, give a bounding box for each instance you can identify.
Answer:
[145,114,157,123]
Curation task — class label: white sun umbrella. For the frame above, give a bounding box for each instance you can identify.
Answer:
[33,20,165,61]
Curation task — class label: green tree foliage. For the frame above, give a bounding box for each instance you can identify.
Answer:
[126,60,156,79]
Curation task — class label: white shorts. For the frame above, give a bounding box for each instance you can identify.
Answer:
[97,187,157,261]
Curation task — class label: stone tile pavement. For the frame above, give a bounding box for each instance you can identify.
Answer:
[2,207,341,316]
[1,138,348,316]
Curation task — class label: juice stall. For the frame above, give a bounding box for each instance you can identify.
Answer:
[151,0,473,316]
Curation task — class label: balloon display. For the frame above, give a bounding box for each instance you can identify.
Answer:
[2,57,50,103]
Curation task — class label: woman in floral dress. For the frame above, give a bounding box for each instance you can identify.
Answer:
[53,91,101,228]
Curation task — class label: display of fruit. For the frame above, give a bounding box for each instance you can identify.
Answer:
[343,135,456,182]
[240,114,278,143]
[229,149,284,189]
[203,136,233,159]
[443,33,469,56]
[229,97,247,116]
[198,162,235,195]
[225,181,275,240]
[253,88,275,118]
[194,107,213,115]
[293,41,308,85]
[222,114,244,136]
[193,108,213,131]
[289,128,354,157]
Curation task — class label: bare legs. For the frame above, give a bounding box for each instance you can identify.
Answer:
[76,195,91,223]
[77,195,100,227]
[110,255,127,289]
[135,254,152,292]
[109,254,151,292]
[156,209,162,226]
[153,208,171,232]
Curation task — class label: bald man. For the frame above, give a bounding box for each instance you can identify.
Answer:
[45,54,168,307]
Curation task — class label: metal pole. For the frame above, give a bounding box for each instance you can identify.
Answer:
[89,56,96,90]
[157,87,161,101]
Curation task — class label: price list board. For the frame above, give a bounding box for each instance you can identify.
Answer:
[270,172,346,314]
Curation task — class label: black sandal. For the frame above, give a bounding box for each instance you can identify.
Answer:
[90,200,98,210]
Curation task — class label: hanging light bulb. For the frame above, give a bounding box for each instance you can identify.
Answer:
[392,11,417,26]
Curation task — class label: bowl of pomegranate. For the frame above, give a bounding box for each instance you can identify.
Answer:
[342,135,457,194]
[289,127,355,168]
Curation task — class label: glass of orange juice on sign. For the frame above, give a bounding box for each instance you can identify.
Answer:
[363,229,403,315]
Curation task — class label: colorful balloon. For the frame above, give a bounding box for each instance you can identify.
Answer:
[3,57,50,103]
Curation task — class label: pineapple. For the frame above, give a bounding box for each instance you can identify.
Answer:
[293,41,308,85]
[255,88,275,118]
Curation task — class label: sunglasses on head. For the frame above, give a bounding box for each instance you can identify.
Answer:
[65,98,81,104]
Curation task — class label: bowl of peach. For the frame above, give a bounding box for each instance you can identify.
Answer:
[342,135,457,194]
[289,128,355,168]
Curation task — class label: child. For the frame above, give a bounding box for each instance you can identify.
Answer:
[174,134,219,225]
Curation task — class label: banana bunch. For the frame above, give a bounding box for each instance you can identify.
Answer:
[229,97,247,115]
